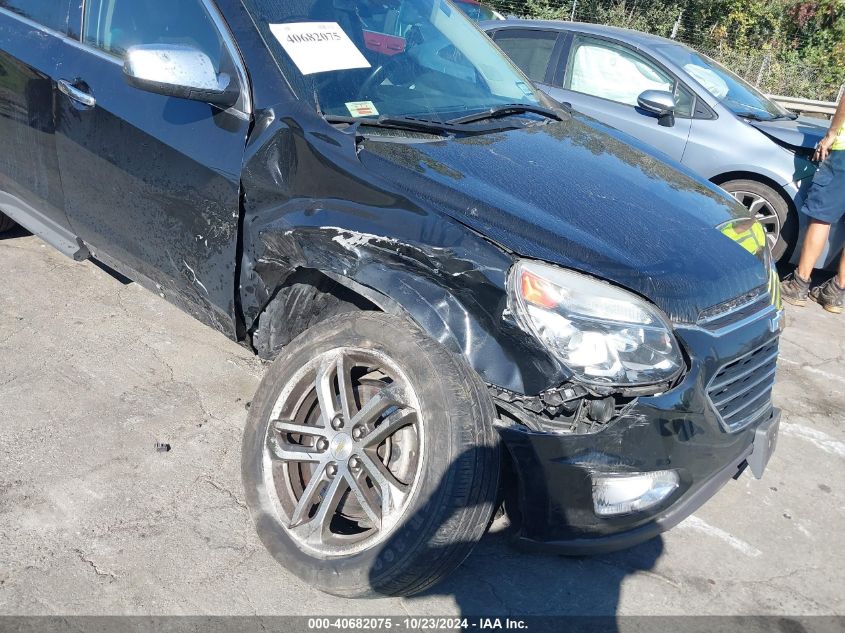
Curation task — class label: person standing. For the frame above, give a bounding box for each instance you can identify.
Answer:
[782,94,845,313]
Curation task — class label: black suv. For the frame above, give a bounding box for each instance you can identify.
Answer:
[0,0,782,597]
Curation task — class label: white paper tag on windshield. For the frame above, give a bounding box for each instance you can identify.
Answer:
[269,22,371,76]
[345,101,379,117]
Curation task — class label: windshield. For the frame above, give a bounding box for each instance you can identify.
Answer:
[655,44,792,120]
[452,0,499,21]
[242,0,541,123]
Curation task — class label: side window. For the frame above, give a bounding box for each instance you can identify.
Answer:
[493,30,558,84]
[82,0,225,69]
[565,36,674,108]
[673,83,694,118]
[1,0,68,32]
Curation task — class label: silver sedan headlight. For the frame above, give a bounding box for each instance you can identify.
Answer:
[508,260,684,387]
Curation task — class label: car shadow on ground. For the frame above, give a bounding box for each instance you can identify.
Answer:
[429,527,664,619]
[371,444,664,622]
[0,224,30,240]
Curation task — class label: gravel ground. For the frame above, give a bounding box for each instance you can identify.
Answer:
[1,228,843,617]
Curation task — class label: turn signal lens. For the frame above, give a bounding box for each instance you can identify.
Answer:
[520,270,560,309]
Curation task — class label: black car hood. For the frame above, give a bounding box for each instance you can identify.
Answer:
[748,115,830,149]
[360,115,769,324]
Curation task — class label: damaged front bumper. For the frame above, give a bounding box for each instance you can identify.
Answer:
[494,315,782,555]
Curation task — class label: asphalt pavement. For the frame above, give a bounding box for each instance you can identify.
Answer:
[1,228,843,617]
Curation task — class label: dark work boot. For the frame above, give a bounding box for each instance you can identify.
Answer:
[811,278,845,314]
[781,273,811,307]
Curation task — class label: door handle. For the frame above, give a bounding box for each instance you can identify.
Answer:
[58,80,96,108]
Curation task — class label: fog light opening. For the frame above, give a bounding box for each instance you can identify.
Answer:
[592,470,680,517]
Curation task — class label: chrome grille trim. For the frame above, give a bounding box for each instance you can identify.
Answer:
[709,351,779,393]
[694,285,779,336]
[695,302,778,337]
[711,367,777,409]
[698,285,767,324]
[707,336,779,433]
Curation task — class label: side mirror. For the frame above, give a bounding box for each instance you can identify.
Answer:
[637,89,676,127]
[123,44,238,109]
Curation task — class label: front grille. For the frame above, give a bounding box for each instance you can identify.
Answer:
[707,336,779,432]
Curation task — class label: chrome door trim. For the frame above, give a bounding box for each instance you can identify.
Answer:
[57,79,97,107]
[201,0,253,117]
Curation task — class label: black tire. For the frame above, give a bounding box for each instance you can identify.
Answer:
[242,312,500,597]
[0,212,15,234]
[252,277,369,360]
[720,179,796,262]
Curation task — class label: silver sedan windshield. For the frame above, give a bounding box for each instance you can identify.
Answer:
[656,44,792,120]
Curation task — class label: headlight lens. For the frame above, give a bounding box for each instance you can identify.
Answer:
[509,260,683,386]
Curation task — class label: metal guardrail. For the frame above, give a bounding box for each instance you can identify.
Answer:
[767,94,837,117]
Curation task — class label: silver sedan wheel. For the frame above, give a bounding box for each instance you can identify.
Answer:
[729,190,781,251]
[263,347,423,557]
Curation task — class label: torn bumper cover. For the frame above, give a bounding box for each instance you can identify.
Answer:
[495,319,782,554]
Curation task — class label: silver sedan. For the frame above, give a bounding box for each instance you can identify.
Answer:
[483,19,840,267]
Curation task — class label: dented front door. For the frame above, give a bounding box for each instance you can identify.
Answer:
[53,0,250,338]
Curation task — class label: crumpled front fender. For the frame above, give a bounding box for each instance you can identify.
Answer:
[238,109,565,394]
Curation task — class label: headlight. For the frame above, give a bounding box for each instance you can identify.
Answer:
[508,260,683,387]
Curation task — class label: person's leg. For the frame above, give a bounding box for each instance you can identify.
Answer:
[783,151,845,307]
[796,220,832,281]
[810,246,845,314]
[782,222,823,305]
[839,246,845,288]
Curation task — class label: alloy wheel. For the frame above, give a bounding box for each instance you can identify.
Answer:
[263,347,423,556]
[729,190,781,252]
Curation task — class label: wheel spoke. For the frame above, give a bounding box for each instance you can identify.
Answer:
[267,434,322,463]
[336,353,358,424]
[748,197,768,216]
[758,214,779,228]
[350,385,404,429]
[362,408,417,448]
[345,470,382,529]
[315,355,339,424]
[729,192,746,205]
[357,450,409,517]
[767,233,778,250]
[289,473,345,546]
[289,459,332,527]
[273,419,329,439]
